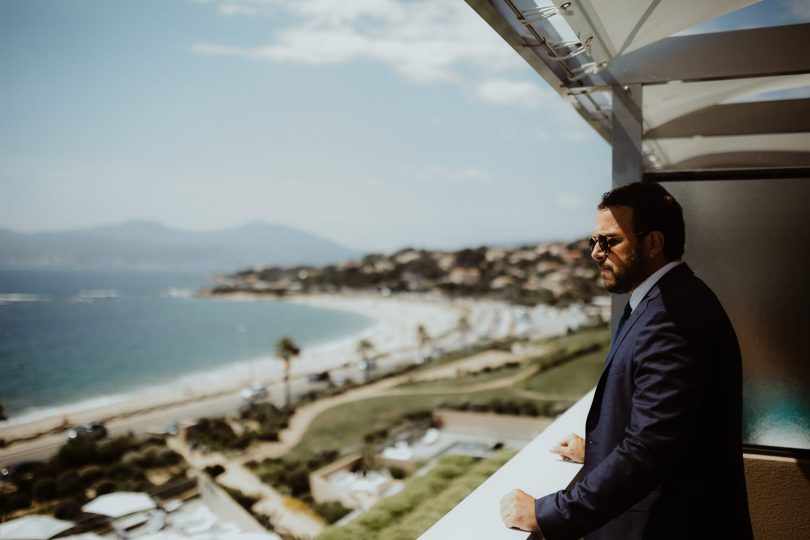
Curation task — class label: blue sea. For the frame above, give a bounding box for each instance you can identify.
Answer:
[0,269,374,421]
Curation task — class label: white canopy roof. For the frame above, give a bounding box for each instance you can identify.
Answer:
[467,0,810,175]
[82,491,156,518]
[551,0,760,63]
[0,515,74,540]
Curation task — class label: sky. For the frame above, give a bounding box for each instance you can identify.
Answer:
[1,0,806,252]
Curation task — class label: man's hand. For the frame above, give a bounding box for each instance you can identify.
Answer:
[551,433,585,463]
[500,489,540,532]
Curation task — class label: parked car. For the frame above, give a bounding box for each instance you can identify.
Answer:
[66,421,107,441]
[307,370,332,383]
[240,382,269,402]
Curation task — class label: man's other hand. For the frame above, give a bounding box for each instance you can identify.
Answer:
[500,489,540,532]
[551,433,585,463]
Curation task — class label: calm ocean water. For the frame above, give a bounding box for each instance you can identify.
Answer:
[0,269,373,419]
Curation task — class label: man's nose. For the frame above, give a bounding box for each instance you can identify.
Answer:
[591,242,605,262]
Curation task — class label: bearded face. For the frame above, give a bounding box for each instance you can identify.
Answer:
[591,207,648,294]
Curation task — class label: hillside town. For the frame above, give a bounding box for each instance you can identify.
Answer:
[210,239,602,307]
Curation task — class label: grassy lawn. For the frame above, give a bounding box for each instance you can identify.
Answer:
[393,362,532,392]
[531,326,610,355]
[286,394,450,460]
[521,343,609,396]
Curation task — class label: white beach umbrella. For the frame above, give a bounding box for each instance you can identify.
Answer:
[221,533,282,540]
[137,533,189,540]
[0,514,74,540]
[82,491,156,518]
[59,534,106,540]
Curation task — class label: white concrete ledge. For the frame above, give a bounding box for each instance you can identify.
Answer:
[419,390,595,540]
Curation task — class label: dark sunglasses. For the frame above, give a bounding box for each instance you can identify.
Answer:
[588,232,646,254]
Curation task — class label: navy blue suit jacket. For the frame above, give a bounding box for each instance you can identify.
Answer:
[535,263,752,539]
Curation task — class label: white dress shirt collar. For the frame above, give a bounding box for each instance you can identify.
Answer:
[629,260,683,311]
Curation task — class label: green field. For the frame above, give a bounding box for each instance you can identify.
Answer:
[393,362,531,392]
[520,344,609,396]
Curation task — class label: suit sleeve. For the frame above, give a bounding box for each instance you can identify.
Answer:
[534,309,712,540]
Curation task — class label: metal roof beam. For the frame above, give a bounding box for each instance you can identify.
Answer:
[646,99,810,138]
[644,167,810,182]
[464,0,568,95]
[598,23,810,86]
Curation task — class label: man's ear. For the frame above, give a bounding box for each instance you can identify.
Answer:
[646,231,665,259]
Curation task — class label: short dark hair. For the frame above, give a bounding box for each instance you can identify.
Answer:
[598,182,685,261]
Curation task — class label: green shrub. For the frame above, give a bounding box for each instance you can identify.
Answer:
[56,470,83,497]
[97,434,138,464]
[33,478,57,501]
[314,501,352,524]
[54,499,84,520]
[388,466,406,479]
[157,448,183,467]
[79,465,103,487]
[0,491,31,514]
[204,464,225,478]
[94,479,117,495]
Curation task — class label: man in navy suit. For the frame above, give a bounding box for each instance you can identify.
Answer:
[500,182,752,539]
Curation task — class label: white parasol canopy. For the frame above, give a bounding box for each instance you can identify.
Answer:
[81,491,156,518]
[551,0,761,63]
[222,533,283,540]
[0,515,74,540]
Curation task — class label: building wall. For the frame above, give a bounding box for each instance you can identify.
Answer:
[309,452,362,507]
[663,179,810,450]
[198,473,267,534]
[743,453,810,539]
[435,409,553,440]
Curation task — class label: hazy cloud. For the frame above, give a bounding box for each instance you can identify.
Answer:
[192,0,543,96]
[415,164,493,185]
[555,192,586,210]
[472,79,555,110]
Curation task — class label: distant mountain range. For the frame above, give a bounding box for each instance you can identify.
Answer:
[0,221,361,271]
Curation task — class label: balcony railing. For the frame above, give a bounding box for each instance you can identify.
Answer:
[419,390,595,539]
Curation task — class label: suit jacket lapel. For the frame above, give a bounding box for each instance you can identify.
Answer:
[603,293,653,371]
[601,263,693,372]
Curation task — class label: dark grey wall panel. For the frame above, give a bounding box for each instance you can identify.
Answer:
[663,178,810,449]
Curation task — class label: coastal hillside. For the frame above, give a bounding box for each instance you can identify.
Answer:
[0,221,360,271]
[210,240,603,306]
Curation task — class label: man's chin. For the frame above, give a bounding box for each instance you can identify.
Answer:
[603,279,630,294]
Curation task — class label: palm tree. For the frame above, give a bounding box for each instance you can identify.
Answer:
[356,339,376,381]
[457,312,471,348]
[416,324,431,363]
[275,336,301,409]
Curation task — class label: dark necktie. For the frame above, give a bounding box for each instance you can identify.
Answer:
[614,302,632,342]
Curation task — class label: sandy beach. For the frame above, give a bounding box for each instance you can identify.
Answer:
[0,292,606,450]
